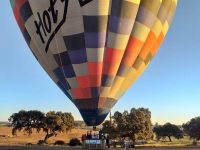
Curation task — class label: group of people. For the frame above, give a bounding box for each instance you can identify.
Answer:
[81,130,111,149]
[81,130,98,139]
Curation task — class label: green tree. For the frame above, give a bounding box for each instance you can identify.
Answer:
[182,116,200,141]
[102,120,119,139]
[153,122,183,142]
[117,108,153,142]
[110,108,153,142]
[9,110,74,143]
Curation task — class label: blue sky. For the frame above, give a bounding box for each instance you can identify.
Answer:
[0,0,200,125]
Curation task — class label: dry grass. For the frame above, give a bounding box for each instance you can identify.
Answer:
[1,127,200,149]
[0,126,97,146]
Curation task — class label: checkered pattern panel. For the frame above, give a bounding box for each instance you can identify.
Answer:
[11,0,178,111]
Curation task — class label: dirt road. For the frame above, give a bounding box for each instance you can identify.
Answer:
[0,146,200,150]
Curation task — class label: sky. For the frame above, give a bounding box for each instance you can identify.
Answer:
[0,0,200,125]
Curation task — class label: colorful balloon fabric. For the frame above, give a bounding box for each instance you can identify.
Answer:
[10,0,178,126]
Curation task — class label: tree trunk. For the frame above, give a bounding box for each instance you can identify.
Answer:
[44,132,57,144]
[167,136,171,142]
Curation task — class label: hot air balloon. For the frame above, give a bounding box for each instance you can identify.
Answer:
[10,0,178,126]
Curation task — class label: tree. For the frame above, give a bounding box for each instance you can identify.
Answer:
[110,108,153,142]
[8,110,74,143]
[121,108,153,142]
[182,116,200,141]
[153,122,183,142]
[102,120,119,139]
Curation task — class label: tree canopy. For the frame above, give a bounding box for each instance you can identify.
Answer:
[153,122,183,142]
[182,116,200,141]
[9,110,74,143]
[102,107,153,142]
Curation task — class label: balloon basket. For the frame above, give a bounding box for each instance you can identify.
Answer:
[82,139,106,149]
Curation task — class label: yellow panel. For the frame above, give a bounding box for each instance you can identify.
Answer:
[162,21,169,36]
[161,0,173,11]
[131,21,150,42]
[100,87,111,97]
[120,68,138,92]
[108,77,125,98]
[120,62,147,93]
[151,18,163,37]
[137,62,146,76]
[125,0,141,4]
[82,0,110,16]
[140,0,161,15]
[174,0,178,5]
[107,32,130,50]
[114,89,125,100]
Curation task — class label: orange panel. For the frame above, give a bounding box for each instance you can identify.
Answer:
[139,31,157,59]
[102,62,120,75]
[98,97,107,108]
[77,76,90,88]
[151,32,164,56]
[105,48,124,63]
[88,62,103,75]
[72,88,83,99]
[121,37,144,66]
[89,75,101,87]
[81,88,92,98]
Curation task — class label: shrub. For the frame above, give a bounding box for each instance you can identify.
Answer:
[37,140,45,145]
[54,140,65,146]
[26,143,32,146]
[68,138,82,146]
[192,141,197,146]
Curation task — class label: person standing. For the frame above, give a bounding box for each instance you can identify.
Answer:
[106,135,110,149]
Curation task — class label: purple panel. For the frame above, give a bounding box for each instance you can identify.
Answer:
[63,65,76,78]
[91,87,100,98]
[117,64,130,77]
[136,6,156,29]
[102,75,115,87]
[68,49,87,64]
[109,16,134,35]
[85,32,106,48]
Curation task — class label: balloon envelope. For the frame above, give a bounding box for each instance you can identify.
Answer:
[10,0,177,126]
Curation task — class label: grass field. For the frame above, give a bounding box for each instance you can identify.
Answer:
[0,126,200,149]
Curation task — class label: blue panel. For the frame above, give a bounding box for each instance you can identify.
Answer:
[63,33,85,50]
[79,108,110,126]
[63,65,76,78]
[83,16,108,32]
[23,28,31,44]
[68,49,87,64]
[102,75,115,87]
[53,67,71,90]
[19,1,33,23]
[57,81,72,100]
[91,87,100,98]
[53,51,71,66]
[85,32,106,48]
[109,16,134,34]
